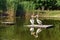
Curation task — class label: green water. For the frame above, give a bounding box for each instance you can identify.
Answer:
[0,18,60,40]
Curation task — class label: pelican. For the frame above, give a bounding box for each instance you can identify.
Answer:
[30,18,34,25]
[30,15,35,35]
[36,18,42,25]
[35,14,42,38]
[36,14,42,25]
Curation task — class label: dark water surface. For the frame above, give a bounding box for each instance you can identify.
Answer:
[0,18,60,40]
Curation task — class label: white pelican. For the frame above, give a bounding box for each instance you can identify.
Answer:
[35,14,42,38]
[30,18,34,25]
[30,15,35,35]
[36,14,42,25]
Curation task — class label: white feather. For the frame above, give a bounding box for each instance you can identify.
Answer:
[36,19,42,25]
[30,18,34,25]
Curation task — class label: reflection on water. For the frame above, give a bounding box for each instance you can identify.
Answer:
[0,18,60,40]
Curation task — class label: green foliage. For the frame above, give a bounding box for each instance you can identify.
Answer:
[0,0,7,11]
[19,1,35,10]
[33,0,57,9]
[6,0,15,9]
[56,0,60,6]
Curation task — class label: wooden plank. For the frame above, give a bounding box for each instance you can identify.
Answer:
[25,25,53,28]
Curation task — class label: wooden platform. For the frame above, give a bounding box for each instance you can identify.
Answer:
[25,25,53,28]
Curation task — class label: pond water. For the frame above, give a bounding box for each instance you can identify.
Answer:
[0,17,60,40]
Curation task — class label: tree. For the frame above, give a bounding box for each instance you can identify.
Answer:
[0,0,7,11]
[33,0,57,10]
[56,0,60,10]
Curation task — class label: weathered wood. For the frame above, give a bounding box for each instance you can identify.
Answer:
[25,25,53,28]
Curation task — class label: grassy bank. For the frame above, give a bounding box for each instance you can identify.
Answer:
[25,10,60,20]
